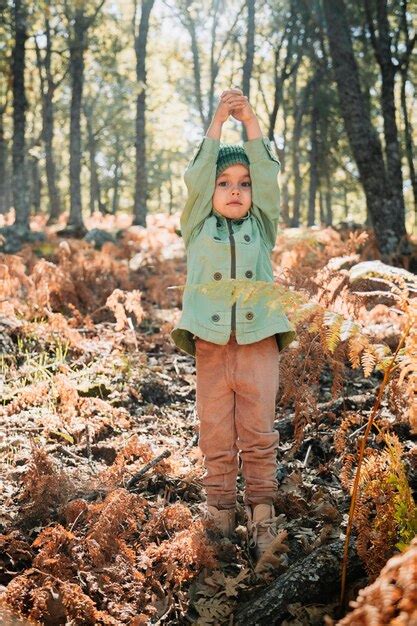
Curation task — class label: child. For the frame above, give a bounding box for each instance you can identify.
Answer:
[171,88,296,560]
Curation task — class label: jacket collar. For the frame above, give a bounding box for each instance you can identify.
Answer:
[212,208,251,225]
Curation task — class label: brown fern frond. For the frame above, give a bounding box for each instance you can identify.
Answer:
[143,519,218,585]
[397,298,417,434]
[85,488,142,566]
[361,348,377,378]
[347,333,370,369]
[334,413,362,455]
[340,453,356,492]
[18,444,73,527]
[338,537,417,625]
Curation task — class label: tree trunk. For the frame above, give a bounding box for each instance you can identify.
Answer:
[132,0,155,227]
[0,108,8,215]
[234,539,364,625]
[85,108,100,216]
[67,8,87,236]
[267,47,285,147]
[364,0,406,233]
[188,16,206,130]
[280,92,290,226]
[112,135,121,215]
[319,189,324,224]
[12,0,30,235]
[62,1,105,235]
[400,68,417,231]
[29,155,41,215]
[207,0,221,125]
[43,92,62,225]
[307,78,319,227]
[168,175,173,215]
[325,172,333,226]
[398,0,417,232]
[323,0,409,262]
[241,0,255,142]
[320,113,333,226]
[181,1,238,133]
[35,8,62,226]
[291,75,312,227]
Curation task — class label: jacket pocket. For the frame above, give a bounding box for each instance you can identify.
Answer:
[200,309,232,329]
[236,307,256,325]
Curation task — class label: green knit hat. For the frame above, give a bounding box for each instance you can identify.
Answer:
[216,144,250,179]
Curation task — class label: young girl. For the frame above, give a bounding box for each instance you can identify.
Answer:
[171,88,296,560]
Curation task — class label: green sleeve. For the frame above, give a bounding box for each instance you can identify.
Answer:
[243,136,281,252]
[181,137,220,248]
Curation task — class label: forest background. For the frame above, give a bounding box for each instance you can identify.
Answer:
[1,1,417,625]
[0,0,416,262]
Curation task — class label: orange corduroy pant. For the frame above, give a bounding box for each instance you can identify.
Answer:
[195,333,280,510]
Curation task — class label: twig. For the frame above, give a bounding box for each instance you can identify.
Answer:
[302,443,312,467]
[55,444,83,462]
[347,421,371,439]
[85,423,92,465]
[183,431,199,453]
[126,449,171,491]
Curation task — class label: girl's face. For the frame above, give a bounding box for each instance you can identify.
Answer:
[212,164,252,219]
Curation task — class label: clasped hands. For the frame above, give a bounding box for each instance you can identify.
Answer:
[215,88,256,124]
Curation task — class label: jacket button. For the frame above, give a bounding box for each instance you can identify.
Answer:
[245,270,253,278]
[244,235,251,242]
[245,312,254,320]
[213,272,222,280]
[212,314,220,322]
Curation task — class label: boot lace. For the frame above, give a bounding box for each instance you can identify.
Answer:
[248,515,279,549]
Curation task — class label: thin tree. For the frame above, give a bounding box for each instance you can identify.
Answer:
[322,0,410,263]
[397,0,416,229]
[34,0,68,225]
[168,0,244,132]
[291,74,314,227]
[363,0,408,239]
[132,0,155,227]
[307,74,319,226]
[12,0,30,235]
[61,0,105,237]
[241,0,254,141]
[266,1,303,145]
[254,2,304,225]
[0,2,12,216]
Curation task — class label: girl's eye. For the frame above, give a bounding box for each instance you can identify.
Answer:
[217,181,251,187]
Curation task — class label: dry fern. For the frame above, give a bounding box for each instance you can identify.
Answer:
[18,443,73,527]
[105,288,144,331]
[337,536,417,625]
[342,431,417,580]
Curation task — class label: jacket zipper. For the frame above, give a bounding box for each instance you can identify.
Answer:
[226,219,236,334]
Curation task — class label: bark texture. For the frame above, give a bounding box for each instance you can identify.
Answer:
[323,0,409,260]
[133,0,155,227]
[235,539,363,625]
[12,0,29,234]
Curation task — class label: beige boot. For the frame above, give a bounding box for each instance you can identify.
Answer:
[245,503,278,559]
[204,505,236,538]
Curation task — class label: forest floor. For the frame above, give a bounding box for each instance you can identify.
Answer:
[0,213,415,625]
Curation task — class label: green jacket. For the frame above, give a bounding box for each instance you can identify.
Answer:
[170,135,297,357]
